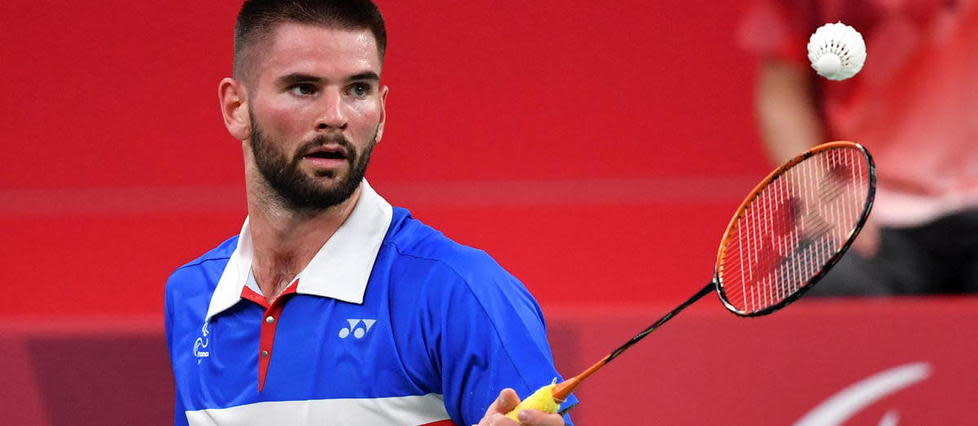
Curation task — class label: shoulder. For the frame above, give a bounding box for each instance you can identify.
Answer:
[382,208,542,317]
[385,208,521,289]
[165,235,238,297]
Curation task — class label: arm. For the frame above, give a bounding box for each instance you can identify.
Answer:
[164,277,190,426]
[755,59,879,255]
[428,258,576,425]
[755,57,825,165]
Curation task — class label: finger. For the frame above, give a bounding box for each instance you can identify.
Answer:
[487,388,521,414]
[852,221,880,257]
[486,413,520,426]
[513,409,565,425]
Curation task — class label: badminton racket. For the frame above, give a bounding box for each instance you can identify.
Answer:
[506,141,876,417]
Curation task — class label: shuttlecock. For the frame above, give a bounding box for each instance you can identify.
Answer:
[807,22,866,80]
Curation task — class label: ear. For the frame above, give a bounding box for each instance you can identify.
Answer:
[375,85,389,143]
[218,77,251,141]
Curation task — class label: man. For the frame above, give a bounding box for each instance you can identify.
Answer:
[164,1,576,425]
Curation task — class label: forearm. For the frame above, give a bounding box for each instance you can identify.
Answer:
[755,58,826,165]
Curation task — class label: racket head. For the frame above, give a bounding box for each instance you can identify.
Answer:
[713,141,876,317]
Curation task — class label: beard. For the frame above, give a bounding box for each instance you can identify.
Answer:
[249,116,377,213]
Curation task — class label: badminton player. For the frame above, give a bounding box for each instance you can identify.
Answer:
[163,1,575,424]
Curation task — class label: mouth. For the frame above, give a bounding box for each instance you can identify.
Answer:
[300,145,350,171]
[302,145,349,161]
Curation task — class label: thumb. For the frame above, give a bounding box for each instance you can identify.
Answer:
[512,408,563,425]
[487,388,521,415]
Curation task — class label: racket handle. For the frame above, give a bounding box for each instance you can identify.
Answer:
[503,384,561,420]
[553,355,607,401]
[503,356,608,420]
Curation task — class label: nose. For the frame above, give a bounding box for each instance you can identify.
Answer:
[315,90,348,132]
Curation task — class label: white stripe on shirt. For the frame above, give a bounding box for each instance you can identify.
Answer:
[185,393,451,426]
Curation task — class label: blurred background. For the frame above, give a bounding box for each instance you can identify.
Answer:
[1,1,975,425]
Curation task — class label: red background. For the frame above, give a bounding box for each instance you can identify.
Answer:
[2,2,977,426]
[0,0,767,316]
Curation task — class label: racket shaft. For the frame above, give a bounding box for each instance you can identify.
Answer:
[606,282,715,363]
[551,282,716,401]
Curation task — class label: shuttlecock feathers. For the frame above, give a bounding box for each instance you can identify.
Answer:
[807,22,866,81]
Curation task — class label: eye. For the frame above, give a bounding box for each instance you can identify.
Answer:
[347,82,372,98]
[288,83,318,97]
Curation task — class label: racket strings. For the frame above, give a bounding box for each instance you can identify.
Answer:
[719,147,870,313]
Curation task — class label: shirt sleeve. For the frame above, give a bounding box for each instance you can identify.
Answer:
[429,259,578,425]
[165,276,190,426]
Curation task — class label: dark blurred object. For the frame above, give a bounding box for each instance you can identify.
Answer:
[0,318,172,426]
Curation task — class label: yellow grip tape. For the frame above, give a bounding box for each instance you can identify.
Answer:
[504,384,559,421]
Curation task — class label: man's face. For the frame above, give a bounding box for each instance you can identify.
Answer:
[244,23,387,211]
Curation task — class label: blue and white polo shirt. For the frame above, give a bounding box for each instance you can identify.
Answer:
[164,182,577,425]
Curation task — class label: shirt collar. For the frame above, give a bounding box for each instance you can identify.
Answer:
[205,180,394,322]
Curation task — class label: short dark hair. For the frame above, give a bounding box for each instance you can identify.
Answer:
[233,0,387,81]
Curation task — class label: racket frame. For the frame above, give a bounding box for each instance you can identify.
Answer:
[526,141,877,408]
[713,141,877,317]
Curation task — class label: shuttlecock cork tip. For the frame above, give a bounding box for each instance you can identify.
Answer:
[813,53,843,79]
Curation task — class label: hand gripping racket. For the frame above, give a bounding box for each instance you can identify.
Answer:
[505,141,876,419]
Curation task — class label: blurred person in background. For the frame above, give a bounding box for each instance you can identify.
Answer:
[739,0,978,296]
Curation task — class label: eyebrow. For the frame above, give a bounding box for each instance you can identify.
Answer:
[276,71,380,86]
[348,71,380,82]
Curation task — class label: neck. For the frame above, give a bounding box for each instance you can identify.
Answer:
[247,181,363,302]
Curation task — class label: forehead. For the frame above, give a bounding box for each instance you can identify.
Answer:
[255,23,381,82]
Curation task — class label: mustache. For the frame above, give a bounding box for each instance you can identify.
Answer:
[294,134,354,159]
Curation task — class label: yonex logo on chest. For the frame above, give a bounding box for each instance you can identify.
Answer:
[339,319,376,339]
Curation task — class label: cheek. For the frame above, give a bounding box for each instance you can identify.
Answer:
[257,100,316,138]
[349,101,383,129]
